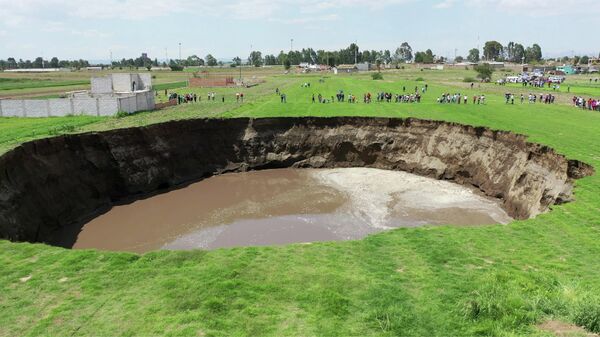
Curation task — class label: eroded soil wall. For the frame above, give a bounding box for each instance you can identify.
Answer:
[0,117,594,244]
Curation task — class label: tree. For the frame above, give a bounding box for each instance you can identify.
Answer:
[232,57,242,67]
[185,55,204,66]
[467,48,480,63]
[581,55,590,65]
[205,54,217,66]
[382,50,392,64]
[474,63,494,80]
[7,57,17,69]
[483,41,503,61]
[169,60,184,71]
[50,57,59,68]
[524,44,542,63]
[33,57,44,68]
[248,51,263,67]
[283,58,291,70]
[393,42,413,63]
[512,43,525,63]
[573,55,581,65]
[455,56,464,63]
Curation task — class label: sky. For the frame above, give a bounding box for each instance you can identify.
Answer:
[0,0,599,62]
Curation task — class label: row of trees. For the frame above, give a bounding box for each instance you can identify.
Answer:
[0,57,90,70]
[480,41,543,63]
[240,43,414,68]
[0,41,557,71]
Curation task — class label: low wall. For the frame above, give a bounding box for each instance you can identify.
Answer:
[0,91,155,117]
[155,99,178,110]
[0,117,594,246]
[189,77,235,87]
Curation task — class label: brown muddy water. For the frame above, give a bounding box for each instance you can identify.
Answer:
[73,168,512,253]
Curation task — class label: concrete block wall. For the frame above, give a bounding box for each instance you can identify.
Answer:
[0,100,25,117]
[112,74,133,92]
[98,98,119,116]
[49,99,72,117]
[72,97,98,116]
[1,91,155,118]
[91,76,113,94]
[139,73,152,90]
[24,100,49,117]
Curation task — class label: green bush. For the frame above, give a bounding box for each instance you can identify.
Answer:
[116,111,130,118]
[371,72,384,80]
[48,124,76,135]
[573,299,600,333]
[463,77,476,83]
[415,77,425,81]
[474,63,494,80]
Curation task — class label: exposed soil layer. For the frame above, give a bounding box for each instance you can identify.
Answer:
[0,117,594,245]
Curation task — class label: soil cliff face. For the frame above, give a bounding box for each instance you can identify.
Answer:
[0,117,594,245]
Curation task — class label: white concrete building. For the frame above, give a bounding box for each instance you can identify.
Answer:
[0,73,155,118]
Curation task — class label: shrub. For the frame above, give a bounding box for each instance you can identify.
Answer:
[371,72,384,80]
[48,124,76,135]
[474,63,494,80]
[415,77,425,81]
[116,111,130,118]
[463,77,476,83]
[573,299,600,333]
[169,64,184,71]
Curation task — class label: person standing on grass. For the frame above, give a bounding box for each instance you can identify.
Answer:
[521,94,524,104]
[312,94,315,103]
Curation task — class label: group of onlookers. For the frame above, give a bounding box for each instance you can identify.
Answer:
[573,96,599,111]
[438,93,486,105]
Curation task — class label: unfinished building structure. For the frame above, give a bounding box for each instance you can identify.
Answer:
[0,73,155,118]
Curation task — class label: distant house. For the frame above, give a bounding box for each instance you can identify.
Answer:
[3,68,71,73]
[557,65,577,75]
[480,61,505,69]
[356,62,372,72]
[336,64,358,73]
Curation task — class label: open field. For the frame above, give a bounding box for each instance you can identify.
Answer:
[1,68,600,336]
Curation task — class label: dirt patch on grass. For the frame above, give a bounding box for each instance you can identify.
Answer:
[538,320,599,337]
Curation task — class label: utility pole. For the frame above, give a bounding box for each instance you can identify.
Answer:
[109,50,113,67]
[354,40,358,65]
[290,38,294,51]
[165,48,168,64]
[178,42,182,61]
[477,35,481,61]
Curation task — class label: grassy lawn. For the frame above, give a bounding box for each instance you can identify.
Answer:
[1,69,600,336]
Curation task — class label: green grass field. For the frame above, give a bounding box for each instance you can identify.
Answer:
[1,68,600,337]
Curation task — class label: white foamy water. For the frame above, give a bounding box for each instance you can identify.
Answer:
[312,168,512,228]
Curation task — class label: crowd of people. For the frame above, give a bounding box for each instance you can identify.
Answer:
[573,96,599,111]
[437,93,486,105]
[310,89,423,104]
[526,93,556,104]
[164,91,248,105]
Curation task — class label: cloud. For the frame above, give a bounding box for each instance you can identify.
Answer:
[71,29,110,38]
[269,14,339,25]
[0,0,418,23]
[434,0,456,9]
[464,0,600,16]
